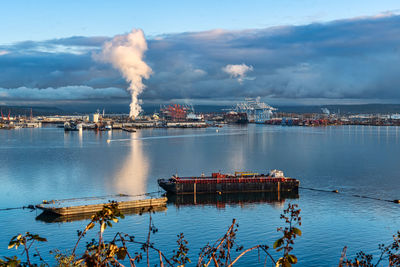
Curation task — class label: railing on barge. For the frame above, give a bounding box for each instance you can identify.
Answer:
[172,177,298,184]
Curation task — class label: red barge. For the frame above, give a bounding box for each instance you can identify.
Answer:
[158,170,299,194]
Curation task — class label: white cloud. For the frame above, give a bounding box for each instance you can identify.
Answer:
[0,50,9,56]
[35,44,93,55]
[222,64,254,83]
[193,69,207,76]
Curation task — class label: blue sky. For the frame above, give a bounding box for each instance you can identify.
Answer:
[1,1,400,109]
[2,0,399,44]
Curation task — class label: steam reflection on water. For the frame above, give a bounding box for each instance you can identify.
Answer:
[113,133,149,196]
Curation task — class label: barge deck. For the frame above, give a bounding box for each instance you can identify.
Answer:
[36,196,167,217]
[158,170,299,194]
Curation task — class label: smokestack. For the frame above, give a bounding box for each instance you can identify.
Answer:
[95,29,152,119]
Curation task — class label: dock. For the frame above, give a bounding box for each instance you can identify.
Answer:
[36,196,167,217]
[36,205,167,223]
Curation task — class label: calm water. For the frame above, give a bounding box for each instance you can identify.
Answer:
[0,125,399,266]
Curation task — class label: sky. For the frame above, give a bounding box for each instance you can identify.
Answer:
[1,0,400,110]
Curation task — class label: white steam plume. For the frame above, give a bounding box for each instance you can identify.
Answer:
[95,29,152,118]
[223,63,253,83]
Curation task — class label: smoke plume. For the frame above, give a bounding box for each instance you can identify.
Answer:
[222,63,253,83]
[95,29,152,118]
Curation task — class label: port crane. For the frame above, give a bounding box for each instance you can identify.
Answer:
[234,97,276,123]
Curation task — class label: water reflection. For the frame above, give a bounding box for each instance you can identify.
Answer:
[167,191,299,209]
[63,131,70,146]
[229,135,245,171]
[112,134,149,195]
[78,129,83,147]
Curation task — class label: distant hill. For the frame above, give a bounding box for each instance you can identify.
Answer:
[276,104,400,114]
[0,106,65,116]
[3,103,400,116]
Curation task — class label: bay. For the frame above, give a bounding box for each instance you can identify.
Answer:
[0,125,399,266]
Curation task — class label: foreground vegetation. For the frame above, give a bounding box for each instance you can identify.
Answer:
[1,202,399,266]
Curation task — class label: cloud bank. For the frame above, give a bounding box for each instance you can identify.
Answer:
[1,14,400,108]
[0,86,127,100]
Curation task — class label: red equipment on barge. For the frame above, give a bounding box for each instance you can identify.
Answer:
[158,170,299,194]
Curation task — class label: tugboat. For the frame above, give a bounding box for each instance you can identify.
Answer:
[158,170,299,194]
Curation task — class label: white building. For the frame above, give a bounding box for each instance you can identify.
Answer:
[89,113,100,123]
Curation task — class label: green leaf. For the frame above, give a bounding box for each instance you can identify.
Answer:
[292,227,302,236]
[276,258,283,267]
[117,247,127,260]
[287,254,298,264]
[273,238,284,249]
[8,241,16,249]
[86,222,95,230]
[32,236,47,242]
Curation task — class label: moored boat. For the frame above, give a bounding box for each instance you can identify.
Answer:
[122,127,136,132]
[158,170,299,194]
[64,121,78,131]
